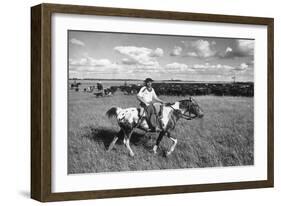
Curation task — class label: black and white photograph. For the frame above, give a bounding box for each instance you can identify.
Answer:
[68,30,254,174]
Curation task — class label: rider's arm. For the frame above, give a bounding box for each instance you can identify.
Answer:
[152,89,165,104]
[137,87,149,106]
[137,95,146,105]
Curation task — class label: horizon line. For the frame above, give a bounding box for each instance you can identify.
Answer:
[68,78,254,83]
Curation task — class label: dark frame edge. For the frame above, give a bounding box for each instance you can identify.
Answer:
[30,5,42,201]
[42,3,273,25]
[31,4,53,202]
[43,180,272,202]
[267,18,274,187]
[31,4,43,202]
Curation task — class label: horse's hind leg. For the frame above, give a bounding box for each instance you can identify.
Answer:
[107,129,123,152]
[124,129,135,157]
[166,132,177,156]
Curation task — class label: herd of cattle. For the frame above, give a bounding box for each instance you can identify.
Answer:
[119,82,254,97]
[70,82,254,97]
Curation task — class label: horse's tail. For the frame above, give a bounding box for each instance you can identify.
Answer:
[106,107,119,118]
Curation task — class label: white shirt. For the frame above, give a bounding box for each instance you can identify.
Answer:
[137,86,157,105]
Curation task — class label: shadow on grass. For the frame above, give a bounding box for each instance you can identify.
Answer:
[83,126,154,150]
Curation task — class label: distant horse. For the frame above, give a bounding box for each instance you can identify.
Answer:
[106,97,204,157]
[70,82,81,89]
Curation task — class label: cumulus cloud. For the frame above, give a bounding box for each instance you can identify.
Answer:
[240,63,249,70]
[233,63,249,72]
[69,56,120,73]
[69,57,112,67]
[91,59,112,67]
[191,62,252,76]
[121,58,136,65]
[165,62,194,72]
[170,46,182,56]
[192,63,234,71]
[186,52,198,57]
[151,48,164,57]
[220,39,254,58]
[190,63,235,76]
[70,38,85,47]
[114,46,163,69]
[185,40,217,58]
[69,58,88,66]
[237,40,254,55]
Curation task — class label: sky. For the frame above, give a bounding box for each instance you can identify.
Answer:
[68,30,254,82]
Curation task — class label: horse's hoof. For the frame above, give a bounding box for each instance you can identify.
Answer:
[129,152,135,157]
[153,145,158,154]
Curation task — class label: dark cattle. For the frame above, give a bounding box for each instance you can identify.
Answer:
[120,84,141,95]
[94,87,116,98]
[116,82,253,97]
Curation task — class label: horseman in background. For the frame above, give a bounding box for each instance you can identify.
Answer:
[137,78,165,132]
[97,80,103,91]
[96,80,104,96]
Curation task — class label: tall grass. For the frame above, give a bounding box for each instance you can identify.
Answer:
[68,91,253,174]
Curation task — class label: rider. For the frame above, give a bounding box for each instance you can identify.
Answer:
[97,80,103,91]
[137,78,165,132]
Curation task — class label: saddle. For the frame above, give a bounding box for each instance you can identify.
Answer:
[153,103,163,120]
[151,103,164,129]
[137,103,164,129]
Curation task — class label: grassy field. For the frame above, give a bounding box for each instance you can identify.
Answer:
[68,90,254,174]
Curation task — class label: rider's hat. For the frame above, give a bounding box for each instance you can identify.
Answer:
[144,78,154,83]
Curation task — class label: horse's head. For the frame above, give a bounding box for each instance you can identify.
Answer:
[178,97,204,119]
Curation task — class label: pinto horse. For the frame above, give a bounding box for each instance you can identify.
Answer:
[106,97,204,157]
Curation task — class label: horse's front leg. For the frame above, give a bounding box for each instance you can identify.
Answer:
[166,131,177,156]
[153,131,166,154]
[124,129,135,157]
[107,129,123,152]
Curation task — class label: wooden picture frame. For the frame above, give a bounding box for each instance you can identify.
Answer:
[31,3,274,202]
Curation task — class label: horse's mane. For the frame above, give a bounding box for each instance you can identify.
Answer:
[165,102,175,107]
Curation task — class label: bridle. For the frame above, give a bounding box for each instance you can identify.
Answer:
[168,97,202,120]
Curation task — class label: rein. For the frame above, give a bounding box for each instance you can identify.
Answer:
[167,99,199,121]
[168,105,195,120]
